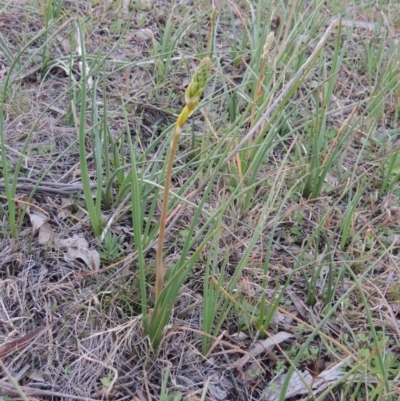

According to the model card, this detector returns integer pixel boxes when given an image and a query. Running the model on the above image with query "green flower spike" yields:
[184,57,212,116]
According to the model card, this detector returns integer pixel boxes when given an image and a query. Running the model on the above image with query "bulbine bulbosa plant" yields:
[142,57,212,349]
[155,57,212,298]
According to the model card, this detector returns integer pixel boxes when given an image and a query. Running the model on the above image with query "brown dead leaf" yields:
[54,234,100,270]
[28,205,49,232]
[136,28,153,42]
[38,222,54,245]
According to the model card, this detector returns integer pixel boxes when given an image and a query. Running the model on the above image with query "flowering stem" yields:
[155,57,211,299]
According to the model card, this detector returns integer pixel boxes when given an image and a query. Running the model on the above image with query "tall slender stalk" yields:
[155,57,212,299]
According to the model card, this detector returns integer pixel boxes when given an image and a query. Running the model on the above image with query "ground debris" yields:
[262,357,353,400]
